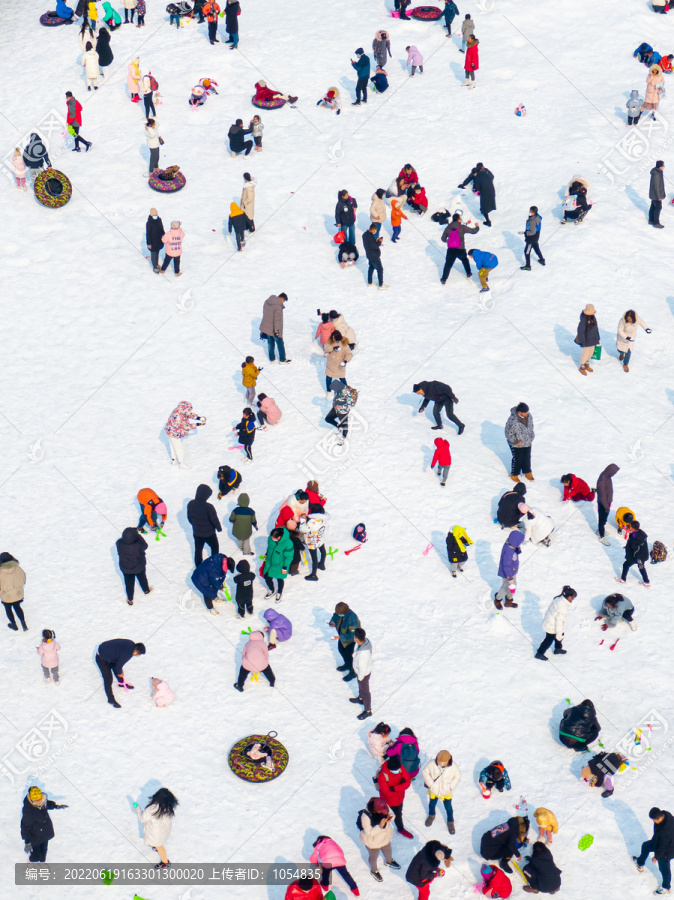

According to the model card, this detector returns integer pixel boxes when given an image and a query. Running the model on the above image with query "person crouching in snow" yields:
[478,760,511,799]
[463,35,479,88]
[523,508,555,547]
[480,816,529,874]
[152,678,175,707]
[468,248,498,292]
[228,202,252,251]
[446,526,472,577]
[407,185,428,215]
[338,241,359,267]
[581,752,626,798]
[317,87,341,113]
[406,841,453,900]
[560,474,595,502]
[478,864,512,898]
[406,45,423,76]
[431,437,451,485]
[191,553,235,616]
[310,836,360,895]
[535,585,576,660]
[522,842,562,895]
[533,808,558,845]
[257,393,282,429]
[263,607,292,649]
[597,592,637,631]
[371,66,389,93]
[497,482,530,529]
[494,530,524,609]
[234,630,275,691]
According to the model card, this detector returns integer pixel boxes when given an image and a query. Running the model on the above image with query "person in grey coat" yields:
[259,293,291,364]
[505,403,535,482]
[597,593,637,631]
[519,206,545,269]
[648,160,665,228]
[626,89,643,126]
[372,30,392,68]
[460,14,474,51]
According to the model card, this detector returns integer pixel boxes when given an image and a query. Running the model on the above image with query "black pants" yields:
[124,8,135,21]
[389,803,405,832]
[622,560,650,583]
[4,601,26,628]
[537,632,563,655]
[123,570,149,600]
[442,248,471,280]
[242,442,253,460]
[149,146,160,172]
[637,838,672,889]
[597,502,609,538]
[257,411,268,426]
[143,93,156,117]
[150,250,159,269]
[236,664,275,688]
[72,126,89,150]
[194,533,219,567]
[510,445,531,476]
[208,20,218,41]
[430,400,463,430]
[338,640,355,672]
[628,114,641,126]
[325,407,349,438]
[29,842,49,863]
[161,254,180,273]
[367,258,384,285]
[137,13,145,24]
[233,226,246,250]
[524,237,544,264]
[264,576,284,597]
[236,594,253,616]
[309,546,327,575]
[96,655,118,704]
[649,199,662,225]
[356,77,368,103]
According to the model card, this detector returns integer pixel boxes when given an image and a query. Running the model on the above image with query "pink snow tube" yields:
[251,96,286,109]
[410,6,443,19]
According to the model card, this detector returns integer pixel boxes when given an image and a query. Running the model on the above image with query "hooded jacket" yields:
[97,638,137,675]
[137,488,163,523]
[431,438,451,468]
[559,699,600,749]
[362,229,381,260]
[378,761,412,806]
[541,594,572,640]
[263,608,292,641]
[600,595,634,626]
[471,249,498,270]
[96,28,114,66]
[329,607,360,645]
[82,47,100,77]
[224,0,240,32]
[596,464,619,509]
[353,638,373,679]
[461,16,475,39]
[260,295,285,339]
[523,508,554,545]
[324,337,352,378]
[446,526,472,563]
[480,817,529,862]
[0,558,26,604]
[415,380,458,407]
[422,757,461,799]
[310,836,346,868]
[191,553,230,597]
[481,867,512,898]
[351,51,371,78]
[372,30,392,66]
[617,313,648,352]
[497,485,529,527]
[650,811,674,861]
[66,97,82,128]
[229,493,257,540]
[575,312,599,348]
[406,45,423,66]
[497,530,524,578]
[263,530,294,579]
[37,639,60,668]
[299,512,328,550]
[370,192,387,224]
[533,808,558,833]
[330,313,356,346]
[229,202,251,237]
[464,38,479,72]
[152,680,175,707]
[522,843,562,893]
[236,415,256,445]
[23,133,51,170]
[525,213,542,238]
[505,406,535,447]
[562,474,594,501]
[390,198,407,226]
[358,803,394,849]
[441,220,480,248]
[240,179,256,220]
[625,527,649,564]
[21,795,57,845]
[479,761,511,790]
[406,841,451,888]
[187,484,221,538]
[258,395,282,424]
[650,164,666,200]
[146,214,165,250]
[116,528,148,574]
[241,630,269,672]
[386,732,420,776]
[285,881,322,900]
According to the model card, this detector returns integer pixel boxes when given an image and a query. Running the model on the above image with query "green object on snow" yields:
[565,698,571,704]
[101,870,114,884]
[223,585,231,601]
[326,546,339,560]
[324,893,336,900]
[578,834,594,851]
[134,896,151,900]
[241,626,252,635]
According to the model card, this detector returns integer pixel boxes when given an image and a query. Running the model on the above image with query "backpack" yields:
[431,209,450,225]
[446,227,462,248]
[353,523,367,543]
[400,741,420,775]
[651,540,667,564]
[147,73,159,91]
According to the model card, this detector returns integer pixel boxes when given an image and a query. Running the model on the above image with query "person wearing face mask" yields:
[146,208,165,272]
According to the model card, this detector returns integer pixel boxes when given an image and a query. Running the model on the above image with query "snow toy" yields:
[344,545,361,556]
[578,834,594,851]
[410,6,443,19]
[515,104,527,116]
[101,869,114,884]
[228,731,289,782]
[189,86,206,108]
[39,12,69,25]
[511,859,528,883]
[34,169,72,208]
[252,96,286,110]
[148,166,186,193]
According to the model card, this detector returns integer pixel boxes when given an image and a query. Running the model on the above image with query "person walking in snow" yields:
[191,553,234,615]
[597,593,637,631]
[0,552,28,632]
[357,797,400,882]
[229,493,257,554]
[633,807,674,895]
[363,224,389,289]
[260,293,290,364]
[234,408,256,461]
[262,527,294,601]
[446,526,472,576]
[423,750,461,834]
[644,65,665,123]
[596,463,619,545]
[350,627,373,720]
[535,586,576,660]
[617,309,651,372]
[116,527,153,605]
[323,332,352,394]
[187,484,222,566]
[413,380,465,433]
[146,207,165,272]
[21,786,68,863]
[406,841,453,900]
[240,172,256,230]
[95,638,146,707]
[478,761,511,798]
[406,45,424,76]
[326,383,358,445]
[442,0,459,37]
[229,203,252,250]
[351,48,371,105]
[161,220,184,276]
[378,756,413,838]
[505,402,535,482]
[81,40,100,90]
[649,159,666,228]
[440,213,479,283]
[575,303,600,375]
[431,437,451,485]
[468,248,497,292]
[234,630,275,690]
[460,12,474,51]
[65,92,92,153]
[136,788,178,870]
[494,530,523,610]
[37,630,60,684]
[329,601,360,680]
[458,162,495,226]
[372,30,392,68]
[310,836,360,894]
[626,89,643,126]
[519,206,545,269]
[618,520,651,587]
[463,35,479,88]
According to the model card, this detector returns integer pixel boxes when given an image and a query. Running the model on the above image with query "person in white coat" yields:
[240,172,256,231]
[616,309,651,373]
[123,0,137,24]
[535,586,577,660]
[328,310,357,349]
[81,41,100,90]
[136,788,178,868]
[370,189,387,238]
[523,508,555,547]
[422,750,461,834]
[350,628,372,720]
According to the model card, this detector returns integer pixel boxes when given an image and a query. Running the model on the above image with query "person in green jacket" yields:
[102,1,122,28]
[229,493,257,555]
[329,601,361,681]
[262,528,293,602]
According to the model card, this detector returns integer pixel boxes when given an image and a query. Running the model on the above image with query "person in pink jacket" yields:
[11,148,27,191]
[152,678,175,707]
[315,313,335,346]
[163,400,206,467]
[37,629,60,684]
[234,631,275,691]
[310,836,360,895]
[405,45,424,76]
[256,393,282,429]
[161,220,184,276]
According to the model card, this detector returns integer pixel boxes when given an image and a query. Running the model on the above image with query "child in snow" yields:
[581,752,626,798]
[497,483,530,528]
[234,559,254,617]
[228,202,252,251]
[151,677,175,707]
[37,629,60,684]
[241,356,260,404]
[523,508,555,547]
[597,593,637,630]
[234,408,256,461]
[263,607,292,649]
[661,53,674,71]
[446,526,472,576]
[217,464,242,499]
[161,221,184,276]
[316,88,341,113]
[634,42,654,63]
[468,248,498,292]
[406,45,424,76]
[137,488,166,532]
[256,393,282,429]
[494,530,524,610]
[616,507,635,535]
[367,722,393,764]
[310,836,359,894]
[617,309,651,372]
[249,115,263,151]
[244,741,274,769]
[618,520,650,586]
[407,185,428,214]
[234,630,275,690]
[11,149,26,191]
[315,313,335,346]
[371,66,389,92]
[533,808,558,844]
[478,864,512,898]
[461,13,475,51]
[386,728,420,778]
[136,0,146,26]
[626,89,643,125]
[478,760,511,799]
[164,400,204,467]
[560,474,595,502]
[229,492,257,554]
[338,241,359,266]
[378,756,413,836]
[562,177,592,223]
[390,197,407,242]
[431,436,451,485]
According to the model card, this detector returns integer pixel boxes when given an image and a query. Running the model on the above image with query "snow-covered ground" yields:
[2,0,674,897]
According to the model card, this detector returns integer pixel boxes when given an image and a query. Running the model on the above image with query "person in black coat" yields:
[480,816,529,873]
[522,841,562,894]
[23,133,51,181]
[363,225,388,289]
[620,521,650,585]
[95,638,146,707]
[338,240,359,266]
[146,208,165,272]
[21,787,68,862]
[228,120,253,156]
[116,527,152,605]
[335,189,358,244]
[235,409,256,461]
[559,699,600,751]
[228,203,252,250]
[497,483,528,527]
[193,0,206,22]
[95,27,114,67]
[634,807,674,894]
[187,484,222,566]
[413,380,464,433]
[191,552,234,613]
[405,840,453,899]
[458,162,496,226]
[224,0,240,46]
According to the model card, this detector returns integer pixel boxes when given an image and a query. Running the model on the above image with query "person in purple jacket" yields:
[386,728,421,778]
[494,530,523,610]
[263,608,292,649]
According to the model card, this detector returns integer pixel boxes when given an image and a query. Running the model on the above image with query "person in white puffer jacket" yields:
[616,309,651,373]
[422,750,461,835]
[329,310,357,348]
[535,586,577,661]
[523,508,555,547]
[136,788,178,869]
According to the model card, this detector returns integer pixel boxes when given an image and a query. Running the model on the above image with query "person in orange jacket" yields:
[284,878,323,900]
[661,54,674,72]
[390,197,407,243]
[137,488,166,532]
[203,1,220,43]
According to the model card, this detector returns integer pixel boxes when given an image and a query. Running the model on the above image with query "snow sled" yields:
[40,12,70,25]
[166,1,193,15]
[34,170,72,208]
[251,96,286,110]
[149,166,187,193]
[228,732,289,783]
[410,5,443,19]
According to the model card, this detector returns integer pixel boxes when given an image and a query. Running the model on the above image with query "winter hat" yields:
[150,207,158,216]
[480,865,494,877]
[515,402,529,413]
[28,787,43,802]
[236,559,250,574]
[372,798,390,815]
[297,879,314,891]
[257,80,266,88]
[230,202,243,216]
[436,750,451,766]
[387,757,402,771]
[170,220,180,229]
[355,47,364,55]
[327,90,336,99]
[514,483,527,495]
[583,304,596,316]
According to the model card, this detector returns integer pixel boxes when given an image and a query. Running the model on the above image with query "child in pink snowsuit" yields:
[152,678,176,707]
[37,629,60,684]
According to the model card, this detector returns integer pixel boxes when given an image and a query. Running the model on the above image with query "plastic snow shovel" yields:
[155,527,167,542]
[511,860,528,884]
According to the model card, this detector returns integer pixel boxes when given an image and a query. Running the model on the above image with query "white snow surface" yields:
[2,0,674,898]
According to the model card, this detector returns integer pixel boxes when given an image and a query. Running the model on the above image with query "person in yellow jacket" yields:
[615,507,635,535]
[445,526,473,577]
[88,1,98,22]
[241,356,261,404]
[534,807,558,844]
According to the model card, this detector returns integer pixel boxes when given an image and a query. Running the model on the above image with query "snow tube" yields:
[34,170,72,208]
[228,732,289,783]
[251,96,286,110]
[410,6,443,19]
[148,168,187,193]
[40,12,69,25]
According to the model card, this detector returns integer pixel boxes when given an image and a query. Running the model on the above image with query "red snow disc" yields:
[410,6,443,19]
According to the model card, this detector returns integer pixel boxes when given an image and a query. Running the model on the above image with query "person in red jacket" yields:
[203,1,220,43]
[285,878,323,900]
[377,756,413,838]
[479,864,512,897]
[464,35,479,89]
[305,480,327,512]
[408,185,428,214]
[65,91,92,152]
[431,438,451,486]
[560,474,595,502]
[398,163,418,187]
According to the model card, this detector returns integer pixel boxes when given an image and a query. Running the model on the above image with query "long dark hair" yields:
[624,309,636,324]
[147,788,179,818]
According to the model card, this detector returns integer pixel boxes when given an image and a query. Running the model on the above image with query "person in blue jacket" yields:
[468,248,498,292]
[371,66,389,93]
[634,42,653,63]
[644,48,662,67]
[56,0,74,19]
[442,0,459,37]
[351,48,371,106]
[191,553,235,615]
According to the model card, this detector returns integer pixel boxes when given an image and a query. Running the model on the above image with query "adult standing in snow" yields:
[240,172,256,231]
[505,402,535,482]
[262,527,294,601]
[350,627,373,720]
[203,1,220,43]
[617,310,651,372]
[146,207,165,272]
[458,162,495,226]
[329,310,357,348]
[224,0,240,48]
[596,463,619,545]
[351,48,371,105]
[123,0,137,24]
[644,66,665,123]
[406,841,453,899]
[323,332,352,394]
[234,630,275,690]
[310,836,360,894]
[370,189,387,237]
[535,586,576,660]
[161,220,184,276]
[442,0,459,37]
[140,73,155,118]
[559,699,600,751]
[363,224,389,289]
[463,35,479,88]
[0,552,28,632]
[116,527,153,605]
[21,787,68,863]
[191,553,234,615]
[648,160,666,228]
[145,117,161,174]
[522,842,562,895]
[260,293,290,364]
[440,213,479,283]
[329,601,360,679]
[575,303,600,375]
[372,30,391,68]
[413,380,465,433]
[187,484,222,566]
[633,807,674,895]
[299,509,328,581]
[164,400,205,468]
[519,206,545,269]
[357,798,400,882]
[81,40,100,90]
[422,750,461,834]
[460,13,474,51]
[95,26,113,72]
[326,383,358,445]
[335,189,358,245]
[618,520,651,587]
[494,530,523,610]
[378,756,413,838]
[480,817,529,874]
[95,638,145,708]
[136,788,178,870]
